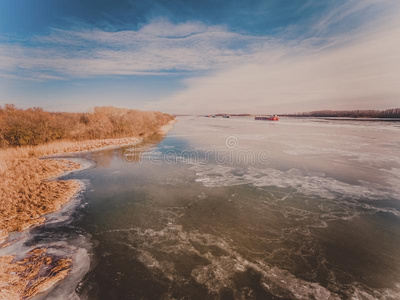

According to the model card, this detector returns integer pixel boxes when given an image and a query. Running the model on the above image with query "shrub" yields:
[0,105,174,148]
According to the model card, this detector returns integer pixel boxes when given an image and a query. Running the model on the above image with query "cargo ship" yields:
[255,115,279,121]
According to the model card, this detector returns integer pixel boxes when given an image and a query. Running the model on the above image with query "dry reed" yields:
[0,105,174,299]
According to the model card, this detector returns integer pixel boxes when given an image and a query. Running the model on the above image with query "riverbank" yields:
[0,119,175,299]
[0,136,145,243]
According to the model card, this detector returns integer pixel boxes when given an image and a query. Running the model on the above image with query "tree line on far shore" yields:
[282,108,400,118]
[0,105,174,147]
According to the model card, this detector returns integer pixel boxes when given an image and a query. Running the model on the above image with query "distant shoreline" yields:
[197,115,400,122]
[282,116,400,122]
[196,108,400,120]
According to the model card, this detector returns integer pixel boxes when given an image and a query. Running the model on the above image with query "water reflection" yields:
[83,133,167,168]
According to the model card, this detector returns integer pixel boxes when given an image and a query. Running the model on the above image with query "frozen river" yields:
[39,116,400,299]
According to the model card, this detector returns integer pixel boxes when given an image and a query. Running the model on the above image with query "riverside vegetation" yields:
[0,105,174,299]
[283,108,400,118]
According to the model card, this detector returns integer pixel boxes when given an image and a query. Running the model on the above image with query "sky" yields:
[0,0,399,114]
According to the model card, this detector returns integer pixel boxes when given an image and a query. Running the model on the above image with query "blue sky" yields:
[0,0,328,36]
[0,0,399,113]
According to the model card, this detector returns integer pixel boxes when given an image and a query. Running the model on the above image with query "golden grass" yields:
[0,136,142,160]
[0,158,82,241]
[0,105,174,147]
[0,105,174,299]
[0,248,72,300]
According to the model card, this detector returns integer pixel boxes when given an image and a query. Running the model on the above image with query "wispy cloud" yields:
[1,1,399,112]
[0,20,274,80]
[150,1,400,113]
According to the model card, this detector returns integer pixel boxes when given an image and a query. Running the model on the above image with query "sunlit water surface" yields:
[36,117,400,299]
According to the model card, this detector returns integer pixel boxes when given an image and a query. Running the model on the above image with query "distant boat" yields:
[255,115,279,121]
[223,115,230,118]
